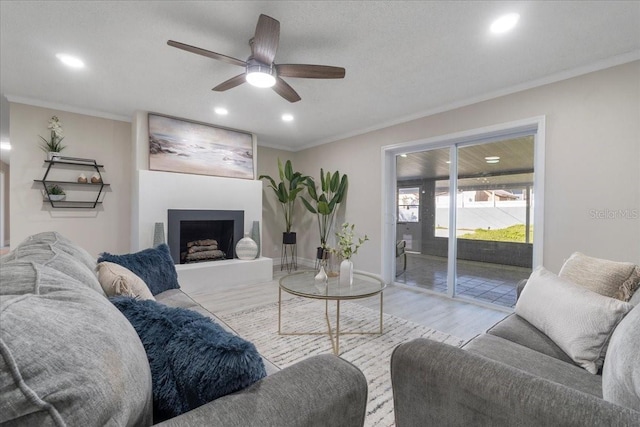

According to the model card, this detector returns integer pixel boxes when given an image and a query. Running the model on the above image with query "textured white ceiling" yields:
[1,1,639,152]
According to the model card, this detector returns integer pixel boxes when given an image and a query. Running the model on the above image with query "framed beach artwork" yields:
[148,113,255,179]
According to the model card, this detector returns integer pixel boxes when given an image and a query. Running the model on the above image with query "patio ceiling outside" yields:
[396,136,534,182]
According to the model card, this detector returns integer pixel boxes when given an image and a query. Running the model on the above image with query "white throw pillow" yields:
[96,261,155,300]
[516,266,633,374]
[559,252,640,301]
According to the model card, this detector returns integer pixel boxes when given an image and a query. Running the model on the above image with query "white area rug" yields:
[220,297,465,427]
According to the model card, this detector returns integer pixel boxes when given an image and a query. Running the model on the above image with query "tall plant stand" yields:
[281,243,297,273]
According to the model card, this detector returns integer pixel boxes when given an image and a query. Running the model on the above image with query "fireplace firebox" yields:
[168,209,244,264]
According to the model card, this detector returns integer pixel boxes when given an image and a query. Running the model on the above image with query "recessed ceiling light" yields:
[214,107,228,115]
[445,160,451,164]
[282,114,294,122]
[56,53,85,68]
[485,156,500,164]
[490,13,520,34]
[400,154,408,158]
[0,142,11,151]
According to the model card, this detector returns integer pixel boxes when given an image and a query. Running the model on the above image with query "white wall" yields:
[9,103,132,256]
[293,61,640,274]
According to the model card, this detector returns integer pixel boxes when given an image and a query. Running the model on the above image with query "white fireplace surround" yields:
[130,111,272,286]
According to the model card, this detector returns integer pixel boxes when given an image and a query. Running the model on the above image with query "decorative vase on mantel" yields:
[236,232,258,260]
[339,259,354,286]
[251,221,261,257]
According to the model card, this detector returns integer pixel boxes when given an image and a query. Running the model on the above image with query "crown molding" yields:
[297,51,640,151]
[4,95,131,122]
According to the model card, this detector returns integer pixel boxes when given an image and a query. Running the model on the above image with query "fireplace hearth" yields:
[168,209,244,264]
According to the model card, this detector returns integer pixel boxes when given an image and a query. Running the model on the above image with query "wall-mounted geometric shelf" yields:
[34,156,110,209]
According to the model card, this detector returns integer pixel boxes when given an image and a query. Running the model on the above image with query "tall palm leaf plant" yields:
[301,169,348,255]
[259,159,306,243]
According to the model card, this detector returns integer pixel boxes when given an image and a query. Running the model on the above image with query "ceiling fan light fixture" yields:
[246,62,276,88]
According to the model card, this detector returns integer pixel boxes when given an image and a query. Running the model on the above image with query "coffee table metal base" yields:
[278,287,384,355]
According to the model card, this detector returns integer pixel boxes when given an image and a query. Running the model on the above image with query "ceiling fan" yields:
[167,14,346,103]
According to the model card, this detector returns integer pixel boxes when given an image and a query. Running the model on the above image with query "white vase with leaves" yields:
[39,116,66,160]
[339,259,353,286]
[331,222,369,286]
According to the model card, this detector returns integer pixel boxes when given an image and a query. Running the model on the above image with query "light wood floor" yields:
[181,268,510,342]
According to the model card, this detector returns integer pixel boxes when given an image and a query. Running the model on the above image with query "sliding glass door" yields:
[454,137,534,307]
[395,147,450,295]
[392,125,540,309]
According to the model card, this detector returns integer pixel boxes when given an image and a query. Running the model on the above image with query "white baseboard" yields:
[272,256,316,269]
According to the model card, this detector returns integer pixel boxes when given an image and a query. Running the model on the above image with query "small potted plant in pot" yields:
[259,159,307,245]
[39,116,66,160]
[46,184,66,201]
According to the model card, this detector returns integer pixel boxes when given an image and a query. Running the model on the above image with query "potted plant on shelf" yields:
[258,158,307,245]
[301,169,348,262]
[46,184,66,201]
[331,222,369,286]
[39,116,66,160]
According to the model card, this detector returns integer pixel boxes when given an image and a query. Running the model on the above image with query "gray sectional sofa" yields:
[391,270,640,426]
[0,232,368,426]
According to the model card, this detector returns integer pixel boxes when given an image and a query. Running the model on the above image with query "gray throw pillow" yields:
[14,231,97,273]
[0,260,153,426]
[602,305,640,411]
[516,267,633,374]
[4,244,104,296]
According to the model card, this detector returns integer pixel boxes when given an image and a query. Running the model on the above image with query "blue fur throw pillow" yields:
[98,244,179,295]
[110,296,267,422]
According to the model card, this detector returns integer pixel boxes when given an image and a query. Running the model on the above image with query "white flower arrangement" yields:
[39,116,66,153]
[331,222,369,260]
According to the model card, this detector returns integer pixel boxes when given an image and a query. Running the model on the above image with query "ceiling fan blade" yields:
[212,74,247,92]
[252,14,280,64]
[276,64,346,79]
[273,77,301,103]
[167,40,246,68]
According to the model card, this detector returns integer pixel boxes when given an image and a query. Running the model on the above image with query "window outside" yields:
[398,187,419,223]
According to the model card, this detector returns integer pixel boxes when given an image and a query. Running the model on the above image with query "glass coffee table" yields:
[279,270,387,355]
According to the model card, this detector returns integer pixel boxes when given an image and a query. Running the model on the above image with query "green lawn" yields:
[459,224,532,243]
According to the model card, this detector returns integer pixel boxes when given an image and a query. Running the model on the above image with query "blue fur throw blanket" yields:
[110,296,267,422]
